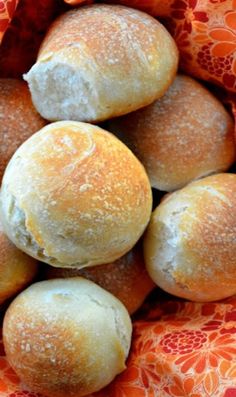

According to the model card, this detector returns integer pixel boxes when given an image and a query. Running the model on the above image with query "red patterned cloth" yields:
[0,296,236,397]
[0,0,18,42]
[0,0,67,77]
[164,0,236,94]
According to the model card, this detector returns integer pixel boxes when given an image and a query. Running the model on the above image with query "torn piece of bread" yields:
[24,4,178,123]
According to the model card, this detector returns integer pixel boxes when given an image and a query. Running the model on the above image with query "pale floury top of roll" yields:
[0,121,152,268]
[144,173,236,302]
[24,4,178,123]
[3,277,132,397]
[109,75,235,192]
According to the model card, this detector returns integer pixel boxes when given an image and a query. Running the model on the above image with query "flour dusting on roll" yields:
[109,75,235,192]
[3,277,132,397]
[45,242,155,314]
[0,79,46,182]
[24,4,178,123]
[0,121,152,268]
[144,173,236,301]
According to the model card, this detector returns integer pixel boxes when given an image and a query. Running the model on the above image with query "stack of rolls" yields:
[0,3,235,397]
[0,78,43,306]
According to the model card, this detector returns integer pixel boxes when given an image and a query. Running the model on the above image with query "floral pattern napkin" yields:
[0,0,67,77]
[91,296,236,397]
[0,0,18,43]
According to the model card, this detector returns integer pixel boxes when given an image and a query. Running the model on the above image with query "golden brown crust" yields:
[144,173,236,301]
[45,242,155,314]
[0,220,38,305]
[3,278,132,397]
[0,79,46,182]
[0,121,152,268]
[25,4,178,122]
[109,75,235,192]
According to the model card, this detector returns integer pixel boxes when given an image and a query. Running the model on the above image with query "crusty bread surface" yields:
[0,78,46,182]
[3,277,132,397]
[0,121,152,268]
[0,218,38,305]
[45,241,155,314]
[144,173,236,301]
[108,75,235,192]
[24,4,178,123]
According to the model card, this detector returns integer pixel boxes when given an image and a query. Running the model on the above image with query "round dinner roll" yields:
[108,75,235,192]
[45,242,155,314]
[24,4,178,123]
[0,79,46,182]
[0,218,38,306]
[144,173,236,302]
[3,278,132,397]
[0,121,152,268]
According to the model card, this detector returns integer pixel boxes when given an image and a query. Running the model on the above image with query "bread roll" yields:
[144,173,236,302]
[109,75,235,192]
[0,79,46,182]
[0,218,38,306]
[45,242,155,314]
[3,278,132,397]
[24,4,178,123]
[0,121,152,268]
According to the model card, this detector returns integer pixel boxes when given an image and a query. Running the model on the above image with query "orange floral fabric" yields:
[162,0,236,94]
[0,0,68,77]
[0,0,18,43]
[89,296,236,397]
[0,296,236,397]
